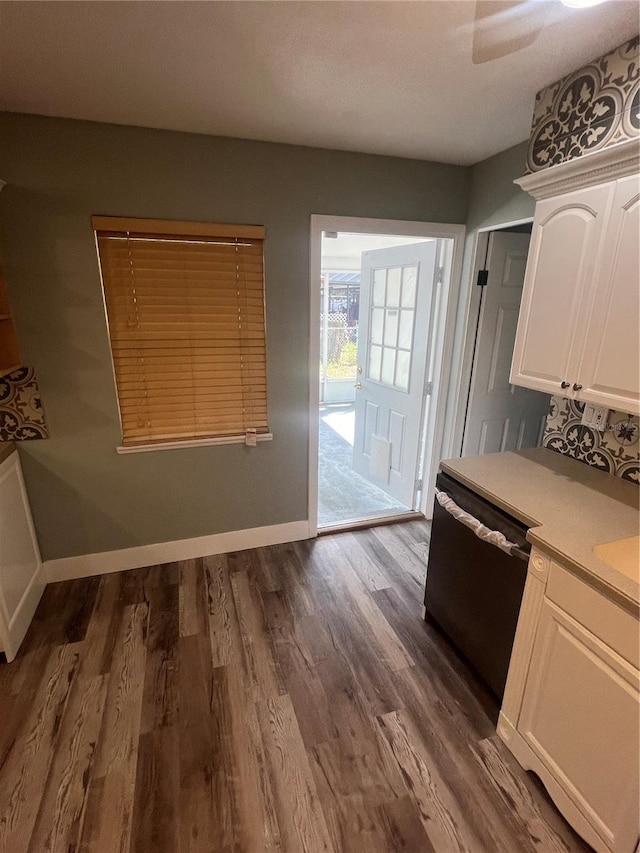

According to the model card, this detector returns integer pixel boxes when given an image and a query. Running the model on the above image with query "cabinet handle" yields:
[573,383,583,391]
[560,381,570,389]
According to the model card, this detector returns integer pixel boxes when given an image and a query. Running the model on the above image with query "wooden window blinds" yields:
[93,216,268,447]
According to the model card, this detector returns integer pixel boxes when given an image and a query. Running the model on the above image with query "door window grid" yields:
[368,264,417,392]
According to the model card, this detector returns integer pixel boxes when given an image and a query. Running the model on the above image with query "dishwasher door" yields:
[424,472,529,700]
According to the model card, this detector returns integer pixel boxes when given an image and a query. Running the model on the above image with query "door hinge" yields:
[436,266,444,285]
[414,478,423,492]
[476,269,489,287]
[425,380,433,396]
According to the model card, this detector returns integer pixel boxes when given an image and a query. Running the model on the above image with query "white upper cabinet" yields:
[510,183,612,396]
[510,143,640,416]
[575,175,640,413]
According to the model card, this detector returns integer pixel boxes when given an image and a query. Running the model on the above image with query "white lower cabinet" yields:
[498,551,640,853]
[0,450,45,662]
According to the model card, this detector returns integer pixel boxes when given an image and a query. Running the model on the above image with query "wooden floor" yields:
[0,521,592,853]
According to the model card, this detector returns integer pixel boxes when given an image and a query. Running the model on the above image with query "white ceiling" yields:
[0,1,637,165]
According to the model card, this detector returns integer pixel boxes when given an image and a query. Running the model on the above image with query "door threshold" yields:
[318,510,424,536]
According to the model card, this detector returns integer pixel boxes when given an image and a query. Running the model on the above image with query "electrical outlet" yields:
[581,404,610,431]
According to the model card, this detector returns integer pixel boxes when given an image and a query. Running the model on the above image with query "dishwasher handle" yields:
[435,489,529,560]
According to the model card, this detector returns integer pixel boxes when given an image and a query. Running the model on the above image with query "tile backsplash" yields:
[526,35,639,174]
[0,366,48,441]
[543,396,639,485]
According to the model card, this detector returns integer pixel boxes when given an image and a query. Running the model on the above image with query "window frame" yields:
[92,216,272,453]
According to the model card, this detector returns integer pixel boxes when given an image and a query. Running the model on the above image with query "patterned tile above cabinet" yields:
[0,366,48,441]
[527,36,639,173]
[543,396,639,484]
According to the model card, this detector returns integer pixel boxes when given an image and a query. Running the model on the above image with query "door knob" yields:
[573,383,583,391]
[357,366,363,374]
[354,382,363,390]
[560,381,570,389]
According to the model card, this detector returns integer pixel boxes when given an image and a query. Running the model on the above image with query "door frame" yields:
[308,215,466,537]
[447,216,534,459]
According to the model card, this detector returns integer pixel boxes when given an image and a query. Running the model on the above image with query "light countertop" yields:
[440,447,640,607]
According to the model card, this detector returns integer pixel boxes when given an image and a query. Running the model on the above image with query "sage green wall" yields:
[465,140,534,231]
[442,139,533,456]
[0,113,470,561]
[461,139,534,323]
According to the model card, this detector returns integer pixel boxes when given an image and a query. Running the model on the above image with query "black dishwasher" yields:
[424,471,529,700]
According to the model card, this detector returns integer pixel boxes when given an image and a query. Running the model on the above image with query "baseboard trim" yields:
[44,520,312,583]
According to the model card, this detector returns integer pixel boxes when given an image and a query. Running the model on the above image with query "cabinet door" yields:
[518,598,640,853]
[510,183,612,397]
[0,453,45,661]
[575,175,640,415]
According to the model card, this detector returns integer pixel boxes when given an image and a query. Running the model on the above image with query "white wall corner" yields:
[44,519,312,583]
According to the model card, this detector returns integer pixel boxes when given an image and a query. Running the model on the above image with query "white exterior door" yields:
[353,241,438,507]
[463,232,550,456]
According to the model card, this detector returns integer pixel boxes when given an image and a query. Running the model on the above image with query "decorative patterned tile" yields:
[542,395,639,485]
[531,80,563,130]
[527,36,639,173]
[0,366,48,441]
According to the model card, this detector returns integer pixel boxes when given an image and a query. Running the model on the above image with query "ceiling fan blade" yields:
[472,0,551,65]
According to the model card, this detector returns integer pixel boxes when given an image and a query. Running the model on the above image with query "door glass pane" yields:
[367,258,422,391]
[395,350,411,391]
[387,268,401,307]
[371,308,384,345]
[369,344,382,381]
[381,347,396,385]
[398,310,414,349]
[401,266,417,308]
[384,309,399,347]
[373,270,386,306]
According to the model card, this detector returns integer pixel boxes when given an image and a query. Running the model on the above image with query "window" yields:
[93,216,268,449]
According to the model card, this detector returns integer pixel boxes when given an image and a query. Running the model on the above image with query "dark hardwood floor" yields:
[0,521,591,852]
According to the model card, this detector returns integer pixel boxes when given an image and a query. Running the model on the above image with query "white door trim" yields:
[447,217,534,459]
[309,215,466,535]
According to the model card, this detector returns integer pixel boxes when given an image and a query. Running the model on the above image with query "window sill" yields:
[116,433,273,454]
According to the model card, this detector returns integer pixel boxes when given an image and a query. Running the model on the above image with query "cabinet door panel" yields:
[519,598,640,852]
[510,184,612,396]
[0,454,44,661]
[0,458,39,621]
[576,175,640,414]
